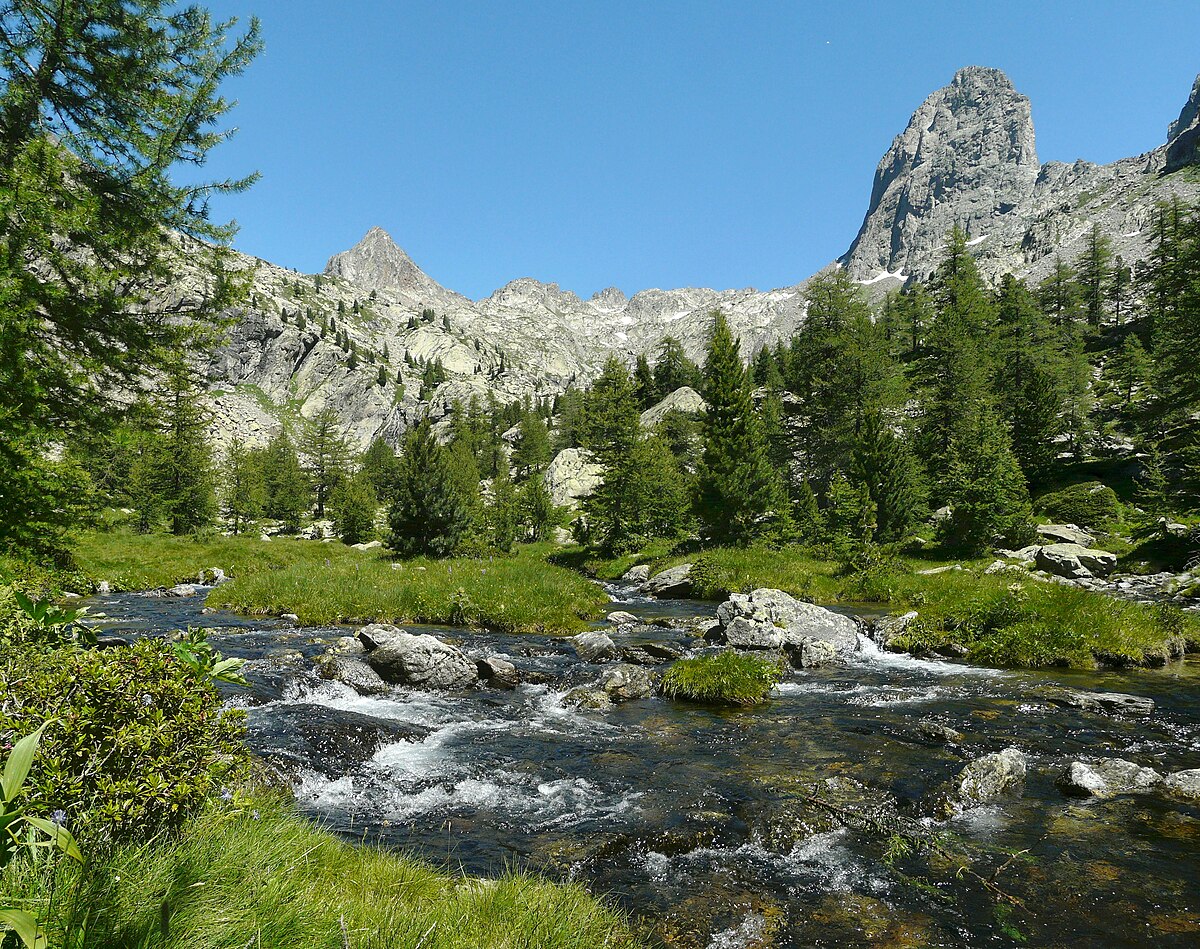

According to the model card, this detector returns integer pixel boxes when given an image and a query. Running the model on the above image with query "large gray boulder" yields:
[571,630,617,663]
[639,386,706,429]
[932,747,1028,818]
[1163,769,1200,801]
[599,664,655,702]
[357,624,478,690]
[715,589,859,667]
[1057,758,1162,799]
[642,563,694,598]
[1036,523,1094,547]
[544,448,604,510]
[1035,543,1117,579]
[316,654,390,696]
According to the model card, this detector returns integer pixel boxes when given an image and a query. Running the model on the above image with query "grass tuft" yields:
[659,651,783,706]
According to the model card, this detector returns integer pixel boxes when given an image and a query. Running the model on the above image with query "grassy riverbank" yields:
[1,795,640,949]
[205,542,608,632]
[568,542,1200,669]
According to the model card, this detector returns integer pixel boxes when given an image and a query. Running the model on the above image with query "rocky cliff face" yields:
[202,66,1200,451]
[843,67,1200,292]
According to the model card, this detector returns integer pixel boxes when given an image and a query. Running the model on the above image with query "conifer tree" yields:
[1077,223,1114,328]
[487,465,519,552]
[1106,334,1151,407]
[652,337,703,394]
[939,409,1034,554]
[853,411,924,543]
[388,419,472,557]
[580,357,641,466]
[359,437,401,504]
[510,412,553,479]
[518,473,557,542]
[221,437,265,536]
[585,435,690,552]
[157,369,217,535]
[696,313,790,544]
[1038,256,1084,326]
[633,354,657,408]
[822,471,875,554]
[301,408,351,519]
[331,470,378,545]
[262,429,310,532]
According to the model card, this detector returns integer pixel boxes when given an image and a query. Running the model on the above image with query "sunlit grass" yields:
[659,651,783,706]
[1,797,641,949]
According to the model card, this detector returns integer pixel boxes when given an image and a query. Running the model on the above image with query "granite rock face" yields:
[844,66,1039,281]
[1166,74,1200,173]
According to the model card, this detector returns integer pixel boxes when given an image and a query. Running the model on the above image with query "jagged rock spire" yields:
[324,226,449,298]
[1166,74,1200,173]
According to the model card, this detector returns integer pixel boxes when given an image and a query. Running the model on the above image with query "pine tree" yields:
[221,437,265,535]
[262,429,310,532]
[939,409,1034,554]
[331,470,378,545]
[1106,334,1151,407]
[696,313,790,544]
[510,412,553,479]
[359,437,401,505]
[1038,256,1084,326]
[1077,224,1114,328]
[652,336,703,394]
[301,408,351,519]
[853,411,924,543]
[487,465,519,552]
[388,419,472,557]
[585,435,690,552]
[518,473,557,542]
[633,354,657,408]
[158,369,217,535]
[580,357,641,466]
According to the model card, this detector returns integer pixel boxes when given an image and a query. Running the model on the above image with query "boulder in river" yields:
[571,630,617,663]
[1046,689,1155,717]
[599,664,656,701]
[714,589,858,666]
[316,654,391,696]
[607,610,639,625]
[621,564,650,584]
[642,563,694,598]
[1057,758,1162,798]
[931,747,1027,817]
[1162,769,1200,801]
[357,624,478,690]
[477,656,520,690]
[872,611,918,649]
[1035,543,1117,579]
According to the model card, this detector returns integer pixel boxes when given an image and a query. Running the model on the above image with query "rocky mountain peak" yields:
[323,226,448,299]
[841,65,1039,280]
[590,286,628,308]
[1166,73,1200,172]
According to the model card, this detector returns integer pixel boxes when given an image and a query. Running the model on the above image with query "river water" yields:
[91,587,1200,948]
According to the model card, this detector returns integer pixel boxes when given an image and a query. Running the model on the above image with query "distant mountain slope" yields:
[202,67,1200,450]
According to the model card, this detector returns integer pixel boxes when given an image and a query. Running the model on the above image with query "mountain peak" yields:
[841,65,1038,278]
[1166,73,1200,172]
[324,227,447,298]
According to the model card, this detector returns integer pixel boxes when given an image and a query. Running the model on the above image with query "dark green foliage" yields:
[939,410,1035,554]
[517,474,558,542]
[822,471,876,553]
[1105,334,1151,406]
[418,358,448,399]
[0,2,261,549]
[510,413,552,479]
[652,336,702,395]
[1077,223,1114,327]
[696,313,790,545]
[359,437,401,505]
[261,430,311,532]
[853,411,924,542]
[0,639,246,839]
[301,408,351,519]
[585,435,690,553]
[220,437,265,536]
[1038,256,1084,326]
[486,466,519,552]
[580,357,640,466]
[1034,482,1120,529]
[633,354,657,408]
[387,420,472,557]
[331,470,378,545]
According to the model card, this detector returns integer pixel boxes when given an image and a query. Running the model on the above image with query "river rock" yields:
[198,567,228,584]
[932,747,1027,817]
[872,611,918,649]
[622,565,651,584]
[1037,524,1094,547]
[1162,769,1200,801]
[357,625,478,690]
[1047,689,1155,716]
[477,656,520,690]
[317,654,390,696]
[163,583,198,597]
[1035,543,1117,579]
[599,664,655,701]
[280,613,300,623]
[607,610,639,625]
[564,686,612,711]
[571,630,617,663]
[715,589,859,666]
[642,564,694,598]
[916,720,965,744]
[1057,758,1162,798]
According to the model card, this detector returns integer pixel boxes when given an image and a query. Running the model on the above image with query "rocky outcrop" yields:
[1057,758,1162,799]
[570,631,617,663]
[713,589,859,667]
[931,747,1027,817]
[642,564,694,598]
[843,67,1039,281]
[1036,524,1094,547]
[1166,74,1200,173]
[357,624,478,690]
[639,386,706,429]
[544,448,604,509]
[1035,543,1117,579]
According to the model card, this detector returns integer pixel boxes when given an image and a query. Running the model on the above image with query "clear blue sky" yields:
[198,0,1200,300]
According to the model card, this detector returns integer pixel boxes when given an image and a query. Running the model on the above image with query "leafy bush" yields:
[659,651,783,706]
[1034,481,1120,529]
[0,640,246,840]
[687,555,731,599]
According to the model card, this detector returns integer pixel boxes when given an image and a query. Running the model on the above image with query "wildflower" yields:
[140,693,154,707]
[251,809,261,821]
[220,788,233,802]
[50,809,67,827]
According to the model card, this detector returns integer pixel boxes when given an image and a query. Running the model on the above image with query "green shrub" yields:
[659,651,783,706]
[1035,481,1120,528]
[687,555,731,599]
[0,640,246,840]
